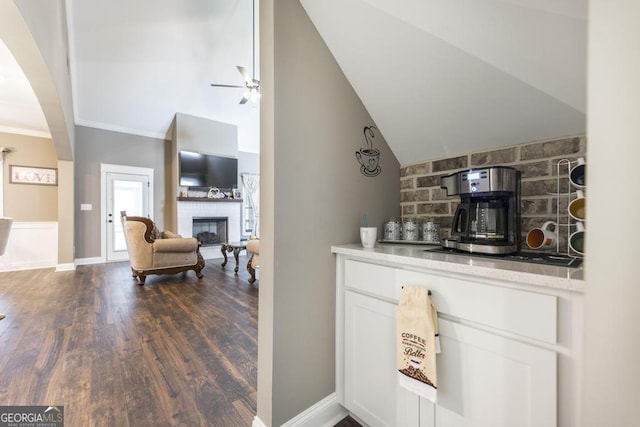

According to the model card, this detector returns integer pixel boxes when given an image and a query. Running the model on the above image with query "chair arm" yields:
[153,237,199,253]
[161,230,182,239]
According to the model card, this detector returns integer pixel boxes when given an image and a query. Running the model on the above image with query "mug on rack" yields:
[569,222,585,255]
[569,157,586,188]
[568,190,586,221]
[526,221,563,250]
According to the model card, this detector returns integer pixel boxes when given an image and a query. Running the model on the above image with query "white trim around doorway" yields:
[100,163,154,263]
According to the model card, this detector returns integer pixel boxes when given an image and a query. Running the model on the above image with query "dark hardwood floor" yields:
[334,415,362,427]
[0,255,258,426]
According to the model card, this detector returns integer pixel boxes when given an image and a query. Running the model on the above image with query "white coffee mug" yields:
[527,221,562,250]
[360,227,378,249]
[568,190,586,221]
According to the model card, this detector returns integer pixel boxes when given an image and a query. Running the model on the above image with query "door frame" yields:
[100,163,154,262]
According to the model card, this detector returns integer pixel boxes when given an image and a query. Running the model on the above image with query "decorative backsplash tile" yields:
[400,135,587,251]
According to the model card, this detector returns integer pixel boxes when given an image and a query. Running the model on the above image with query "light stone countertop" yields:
[332,243,584,292]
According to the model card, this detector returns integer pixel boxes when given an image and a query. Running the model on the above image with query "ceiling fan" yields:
[210,0,260,104]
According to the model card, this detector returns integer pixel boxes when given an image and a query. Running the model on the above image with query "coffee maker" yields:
[440,166,520,254]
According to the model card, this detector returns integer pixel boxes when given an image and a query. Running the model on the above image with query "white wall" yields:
[582,1,640,424]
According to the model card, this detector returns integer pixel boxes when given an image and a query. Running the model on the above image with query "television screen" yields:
[179,151,238,188]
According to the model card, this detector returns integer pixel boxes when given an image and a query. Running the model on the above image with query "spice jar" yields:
[422,220,441,243]
[383,217,401,241]
[402,218,418,241]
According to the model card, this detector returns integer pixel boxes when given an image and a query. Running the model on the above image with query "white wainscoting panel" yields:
[0,222,58,271]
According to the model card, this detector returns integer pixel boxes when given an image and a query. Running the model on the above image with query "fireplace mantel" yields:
[177,197,243,203]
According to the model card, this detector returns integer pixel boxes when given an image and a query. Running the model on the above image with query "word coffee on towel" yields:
[397,285,440,403]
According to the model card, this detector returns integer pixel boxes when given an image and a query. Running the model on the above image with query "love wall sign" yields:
[10,165,58,186]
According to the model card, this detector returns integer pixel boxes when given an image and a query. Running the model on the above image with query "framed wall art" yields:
[10,165,58,186]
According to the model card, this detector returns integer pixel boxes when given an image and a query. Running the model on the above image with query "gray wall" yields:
[164,113,259,231]
[258,0,400,425]
[175,112,239,159]
[76,119,259,259]
[74,125,166,259]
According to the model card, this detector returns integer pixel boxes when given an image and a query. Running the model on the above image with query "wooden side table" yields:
[220,241,247,274]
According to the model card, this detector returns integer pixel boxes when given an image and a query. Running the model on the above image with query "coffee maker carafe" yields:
[440,166,520,254]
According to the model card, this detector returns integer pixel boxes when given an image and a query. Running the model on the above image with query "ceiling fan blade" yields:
[210,83,245,88]
[236,66,254,86]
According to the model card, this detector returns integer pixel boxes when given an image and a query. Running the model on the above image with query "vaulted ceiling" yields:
[68,0,260,152]
[300,0,587,164]
[0,38,49,138]
[0,0,260,153]
[0,0,586,164]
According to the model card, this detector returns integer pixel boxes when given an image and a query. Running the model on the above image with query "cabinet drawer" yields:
[344,259,557,343]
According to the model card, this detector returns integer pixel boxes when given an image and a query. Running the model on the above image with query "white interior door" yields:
[102,165,153,262]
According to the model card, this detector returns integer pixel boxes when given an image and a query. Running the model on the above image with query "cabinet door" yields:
[430,319,557,427]
[419,398,436,427]
[344,290,419,427]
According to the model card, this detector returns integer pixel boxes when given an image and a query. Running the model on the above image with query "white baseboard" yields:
[252,416,267,427]
[74,256,104,266]
[55,263,76,272]
[281,393,347,427]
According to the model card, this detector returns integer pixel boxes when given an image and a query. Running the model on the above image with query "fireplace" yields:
[177,200,241,259]
[192,217,228,246]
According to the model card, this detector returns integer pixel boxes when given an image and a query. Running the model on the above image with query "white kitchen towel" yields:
[397,285,440,403]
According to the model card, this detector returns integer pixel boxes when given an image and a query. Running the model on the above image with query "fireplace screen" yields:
[192,217,228,246]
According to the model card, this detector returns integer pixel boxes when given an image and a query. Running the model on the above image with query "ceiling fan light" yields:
[210,0,260,106]
[249,88,260,103]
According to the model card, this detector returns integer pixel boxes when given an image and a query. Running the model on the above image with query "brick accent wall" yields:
[400,135,587,251]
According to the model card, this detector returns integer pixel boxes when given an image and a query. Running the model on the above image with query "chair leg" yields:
[138,274,146,286]
[247,256,257,284]
[195,251,205,279]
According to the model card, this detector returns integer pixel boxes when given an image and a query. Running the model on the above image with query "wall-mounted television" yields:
[179,150,238,188]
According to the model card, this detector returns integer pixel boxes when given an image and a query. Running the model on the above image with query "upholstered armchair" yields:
[120,212,205,285]
[246,238,259,284]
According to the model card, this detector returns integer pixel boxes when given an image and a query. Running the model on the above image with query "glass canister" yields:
[383,217,401,241]
[402,218,418,241]
[422,220,441,243]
